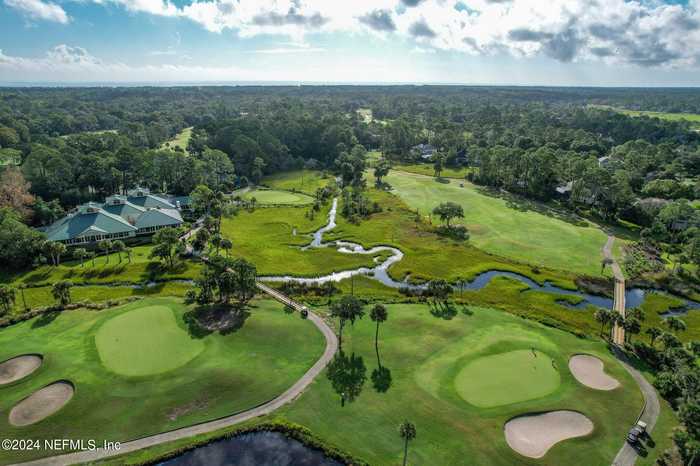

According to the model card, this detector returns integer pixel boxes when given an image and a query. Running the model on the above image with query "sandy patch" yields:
[0,355,42,385]
[569,354,620,390]
[504,410,594,458]
[9,381,74,426]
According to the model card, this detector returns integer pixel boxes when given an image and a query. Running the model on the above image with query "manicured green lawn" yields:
[384,170,608,276]
[243,188,314,205]
[262,170,332,195]
[454,349,560,408]
[0,297,324,463]
[95,304,205,376]
[278,304,642,466]
[220,203,384,277]
[161,127,193,151]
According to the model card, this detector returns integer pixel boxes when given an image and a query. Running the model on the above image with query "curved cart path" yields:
[14,285,338,466]
[605,235,661,466]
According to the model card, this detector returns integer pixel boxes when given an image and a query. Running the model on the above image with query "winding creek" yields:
[260,198,700,316]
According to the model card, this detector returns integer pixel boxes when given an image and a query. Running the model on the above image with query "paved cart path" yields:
[14,283,338,466]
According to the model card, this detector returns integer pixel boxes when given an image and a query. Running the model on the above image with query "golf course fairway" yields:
[384,170,608,276]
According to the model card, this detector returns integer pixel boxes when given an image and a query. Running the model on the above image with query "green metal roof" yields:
[134,208,183,229]
[128,194,175,209]
[44,209,137,242]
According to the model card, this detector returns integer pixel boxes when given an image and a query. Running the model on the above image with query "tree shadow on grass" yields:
[23,270,52,284]
[327,350,367,407]
[143,261,188,281]
[429,301,457,320]
[32,311,60,328]
[183,304,251,339]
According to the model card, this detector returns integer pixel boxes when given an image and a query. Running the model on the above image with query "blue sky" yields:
[1,0,700,85]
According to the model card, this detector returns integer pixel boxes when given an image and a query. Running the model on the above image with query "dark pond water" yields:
[158,431,343,466]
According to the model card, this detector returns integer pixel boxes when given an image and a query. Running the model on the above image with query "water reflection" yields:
[158,431,343,466]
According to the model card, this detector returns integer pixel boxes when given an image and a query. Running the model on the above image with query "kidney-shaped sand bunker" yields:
[568,354,620,390]
[504,410,594,458]
[9,381,75,426]
[0,354,43,385]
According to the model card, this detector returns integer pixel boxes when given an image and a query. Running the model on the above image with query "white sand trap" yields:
[569,354,620,390]
[505,410,594,458]
[9,381,74,426]
[0,355,42,385]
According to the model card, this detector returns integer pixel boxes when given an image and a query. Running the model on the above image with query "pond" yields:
[158,431,343,466]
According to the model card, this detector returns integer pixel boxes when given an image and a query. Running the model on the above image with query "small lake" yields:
[158,431,343,466]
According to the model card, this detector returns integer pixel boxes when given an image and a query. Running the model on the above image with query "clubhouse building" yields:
[42,188,189,246]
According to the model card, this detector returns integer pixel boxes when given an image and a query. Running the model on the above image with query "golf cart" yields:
[626,421,647,444]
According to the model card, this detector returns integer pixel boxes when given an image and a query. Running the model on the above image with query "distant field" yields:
[161,127,193,151]
[384,170,608,276]
[262,170,331,195]
[591,105,700,129]
[394,163,472,179]
[242,188,314,206]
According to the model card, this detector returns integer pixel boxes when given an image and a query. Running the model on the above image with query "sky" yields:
[1,0,700,85]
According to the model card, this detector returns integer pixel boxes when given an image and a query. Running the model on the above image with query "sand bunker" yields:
[504,410,593,458]
[9,381,74,426]
[0,354,43,385]
[569,354,620,390]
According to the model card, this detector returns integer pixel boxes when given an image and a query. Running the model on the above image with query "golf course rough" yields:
[454,349,561,408]
[0,354,42,385]
[95,305,205,376]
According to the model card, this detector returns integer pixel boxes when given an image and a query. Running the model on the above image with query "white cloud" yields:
[4,0,70,23]
[7,1,700,68]
[0,45,251,81]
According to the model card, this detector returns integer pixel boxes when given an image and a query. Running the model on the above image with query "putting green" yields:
[454,349,560,408]
[95,305,204,376]
[244,189,314,205]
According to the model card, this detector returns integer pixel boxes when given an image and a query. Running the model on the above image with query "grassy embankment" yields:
[0,297,324,464]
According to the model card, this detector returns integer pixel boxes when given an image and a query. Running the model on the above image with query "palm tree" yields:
[0,285,16,315]
[210,233,223,256]
[370,304,388,352]
[17,283,28,311]
[73,248,87,267]
[220,238,233,257]
[329,295,365,349]
[594,309,612,337]
[112,240,126,263]
[51,281,72,307]
[399,421,416,466]
[98,240,113,264]
[665,316,687,334]
[646,326,663,346]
